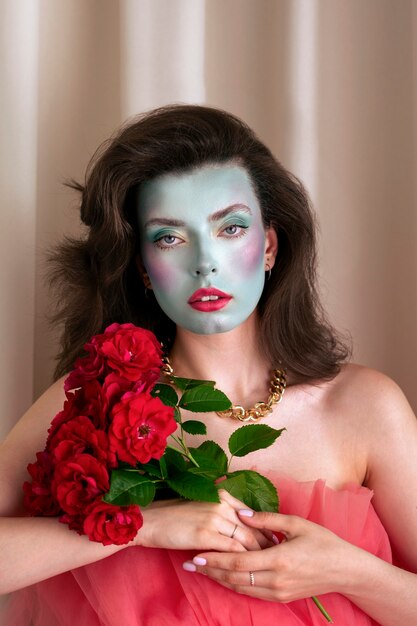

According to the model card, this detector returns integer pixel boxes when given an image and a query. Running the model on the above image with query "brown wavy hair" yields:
[48,104,350,381]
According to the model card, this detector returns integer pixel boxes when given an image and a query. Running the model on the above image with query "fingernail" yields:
[238,509,254,517]
[272,534,280,544]
[183,562,197,572]
[193,556,207,565]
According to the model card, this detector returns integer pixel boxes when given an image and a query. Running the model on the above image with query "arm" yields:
[185,371,417,626]
[0,381,272,594]
[0,378,127,593]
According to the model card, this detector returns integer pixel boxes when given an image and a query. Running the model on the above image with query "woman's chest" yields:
[178,387,367,490]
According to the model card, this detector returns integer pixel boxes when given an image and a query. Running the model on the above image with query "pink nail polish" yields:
[183,562,197,572]
[272,534,280,544]
[193,556,207,566]
[238,509,254,517]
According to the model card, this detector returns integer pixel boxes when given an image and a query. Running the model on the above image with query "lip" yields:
[188,288,232,312]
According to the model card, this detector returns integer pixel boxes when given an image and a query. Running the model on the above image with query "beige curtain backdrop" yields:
[1,0,416,440]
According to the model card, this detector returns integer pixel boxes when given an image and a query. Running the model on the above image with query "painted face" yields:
[137,164,268,335]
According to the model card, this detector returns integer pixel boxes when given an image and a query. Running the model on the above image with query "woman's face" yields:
[137,164,276,335]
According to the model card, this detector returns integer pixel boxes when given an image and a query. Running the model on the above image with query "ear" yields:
[135,255,153,290]
[264,227,278,270]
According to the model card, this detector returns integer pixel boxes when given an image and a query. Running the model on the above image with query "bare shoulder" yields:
[1,375,68,449]
[0,376,67,515]
[324,362,414,425]
[315,362,417,469]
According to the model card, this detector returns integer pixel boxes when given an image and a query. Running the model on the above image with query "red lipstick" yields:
[188,288,232,312]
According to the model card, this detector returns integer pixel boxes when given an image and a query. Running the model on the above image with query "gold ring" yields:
[230,524,238,539]
[249,571,255,586]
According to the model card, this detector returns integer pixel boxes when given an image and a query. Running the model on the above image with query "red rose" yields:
[59,512,84,534]
[23,452,60,516]
[64,350,106,391]
[47,391,84,444]
[48,382,111,442]
[97,323,163,387]
[52,454,110,515]
[74,380,111,429]
[109,391,176,465]
[83,501,143,545]
[48,416,116,468]
[102,372,137,410]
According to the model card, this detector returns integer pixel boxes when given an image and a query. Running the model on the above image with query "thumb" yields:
[237,509,301,538]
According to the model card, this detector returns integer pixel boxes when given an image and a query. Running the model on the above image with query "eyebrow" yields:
[144,217,186,228]
[209,204,252,222]
[144,204,252,229]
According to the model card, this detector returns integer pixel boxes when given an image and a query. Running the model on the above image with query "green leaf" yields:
[171,376,215,391]
[163,446,188,473]
[153,483,179,501]
[104,470,156,507]
[220,470,279,512]
[136,459,162,478]
[166,472,220,502]
[182,420,207,435]
[179,385,232,413]
[187,443,228,480]
[174,407,182,423]
[151,383,179,407]
[228,424,285,457]
[188,441,228,476]
[159,456,167,480]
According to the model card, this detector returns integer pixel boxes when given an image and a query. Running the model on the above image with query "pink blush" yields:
[149,264,175,290]
[240,232,265,274]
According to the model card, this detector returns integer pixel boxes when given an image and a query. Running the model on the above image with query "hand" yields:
[183,509,357,602]
[136,490,276,553]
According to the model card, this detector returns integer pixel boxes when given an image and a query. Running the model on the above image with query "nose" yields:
[193,260,217,276]
[194,264,217,276]
[192,245,218,277]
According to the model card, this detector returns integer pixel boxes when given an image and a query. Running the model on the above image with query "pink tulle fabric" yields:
[3,473,392,626]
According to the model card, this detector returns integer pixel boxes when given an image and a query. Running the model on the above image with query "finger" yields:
[217,493,276,548]
[194,564,274,590]
[218,488,247,509]
[190,545,278,571]
[221,520,275,551]
[238,510,303,538]
[205,533,248,553]
[224,523,263,551]
[182,562,278,602]
[251,528,277,549]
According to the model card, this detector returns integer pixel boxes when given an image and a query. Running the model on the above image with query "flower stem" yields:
[171,434,187,451]
[165,444,200,468]
[312,596,333,623]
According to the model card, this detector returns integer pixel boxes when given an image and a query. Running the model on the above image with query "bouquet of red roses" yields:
[23,322,285,546]
[23,323,176,544]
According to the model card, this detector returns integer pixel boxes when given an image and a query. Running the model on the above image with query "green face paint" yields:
[137,164,267,335]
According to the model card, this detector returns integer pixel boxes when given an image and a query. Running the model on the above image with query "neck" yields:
[169,312,272,404]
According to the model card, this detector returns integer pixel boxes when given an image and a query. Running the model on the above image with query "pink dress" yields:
[3,473,392,625]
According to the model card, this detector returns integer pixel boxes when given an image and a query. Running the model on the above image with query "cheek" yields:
[143,249,177,291]
[240,230,265,274]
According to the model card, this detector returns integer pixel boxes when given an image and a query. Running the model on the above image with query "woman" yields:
[1,105,416,625]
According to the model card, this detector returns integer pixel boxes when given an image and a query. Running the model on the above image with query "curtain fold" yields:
[1,0,416,439]
[0,0,39,436]
[120,0,206,116]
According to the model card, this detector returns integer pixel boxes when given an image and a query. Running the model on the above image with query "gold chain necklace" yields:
[161,356,287,423]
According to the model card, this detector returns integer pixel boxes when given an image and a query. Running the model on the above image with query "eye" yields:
[220,224,248,238]
[154,234,184,249]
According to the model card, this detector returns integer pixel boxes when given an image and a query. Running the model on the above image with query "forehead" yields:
[137,164,260,221]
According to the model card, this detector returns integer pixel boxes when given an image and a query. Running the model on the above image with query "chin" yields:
[184,315,253,336]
